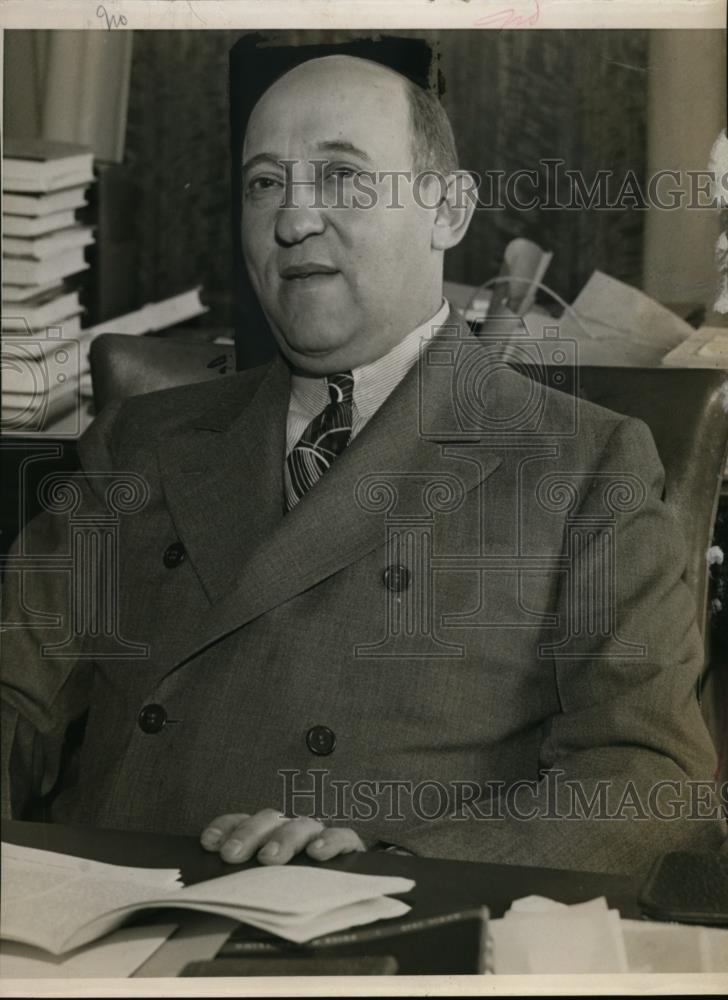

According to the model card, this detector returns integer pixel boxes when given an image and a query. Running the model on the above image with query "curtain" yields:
[4,30,132,163]
[123,30,242,327]
[438,29,648,303]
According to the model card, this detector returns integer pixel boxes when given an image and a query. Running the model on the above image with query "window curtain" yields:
[4,30,133,163]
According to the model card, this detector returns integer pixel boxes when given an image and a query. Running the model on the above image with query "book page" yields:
[170,865,413,916]
[2,844,413,954]
[0,924,177,979]
[67,867,414,950]
[1,844,181,955]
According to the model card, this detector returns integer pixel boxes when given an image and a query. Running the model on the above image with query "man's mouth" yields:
[280,263,340,280]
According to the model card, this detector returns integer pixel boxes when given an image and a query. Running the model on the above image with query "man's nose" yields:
[274,181,326,246]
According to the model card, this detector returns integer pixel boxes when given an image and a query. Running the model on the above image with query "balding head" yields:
[245,55,414,176]
[240,53,473,374]
[246,55,458,176]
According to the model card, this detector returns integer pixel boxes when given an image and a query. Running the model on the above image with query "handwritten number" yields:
[97,5,129,29]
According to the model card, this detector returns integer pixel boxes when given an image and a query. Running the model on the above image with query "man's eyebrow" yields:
[242,152,280,176]
[315,140,373,163]
[242,142,373,177]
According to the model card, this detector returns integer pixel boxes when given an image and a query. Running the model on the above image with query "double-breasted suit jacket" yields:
[2,313,725,874]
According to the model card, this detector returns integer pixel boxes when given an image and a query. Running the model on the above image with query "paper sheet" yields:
[101,868,414,945]
[488,894,728,974]
[489,896,628,974]
[2,843,414,954]
[1,843,181,955]
[621,919,728,973]
[558,270,695,366]
[0,924,177,979]
[662,326,728,368]
[171,865,413,916]
[166,894,412,944]
[84,287,207,337]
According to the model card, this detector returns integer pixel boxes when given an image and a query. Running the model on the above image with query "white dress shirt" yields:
[285,299,450,455]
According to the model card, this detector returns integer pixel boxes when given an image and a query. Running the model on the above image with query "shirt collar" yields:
[352,299,450,424]
[289,299,450,423]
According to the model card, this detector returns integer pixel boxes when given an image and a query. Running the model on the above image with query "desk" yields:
[2,819,640,977]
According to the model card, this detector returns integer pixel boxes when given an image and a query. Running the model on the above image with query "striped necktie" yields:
[285,372,355,511]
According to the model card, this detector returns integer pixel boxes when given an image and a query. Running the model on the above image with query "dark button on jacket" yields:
[163,542,186,569]
[383,564,411,592]
[306,725,336,756]
[138,704,167,734]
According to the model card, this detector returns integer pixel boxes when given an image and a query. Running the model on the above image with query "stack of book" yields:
[2,138,95,431]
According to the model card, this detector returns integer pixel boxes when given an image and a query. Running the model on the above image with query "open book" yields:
[1,843,413,956]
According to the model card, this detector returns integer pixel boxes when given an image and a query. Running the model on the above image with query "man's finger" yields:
[256,816,325,865]
[218,808,288,862]
[200,812,251,851]
[305,827,366,861]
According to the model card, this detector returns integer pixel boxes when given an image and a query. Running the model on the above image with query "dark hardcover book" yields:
[217,905,489,975]
[181,955,399,977]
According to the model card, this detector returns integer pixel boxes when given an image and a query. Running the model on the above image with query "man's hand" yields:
[200,809,366,865]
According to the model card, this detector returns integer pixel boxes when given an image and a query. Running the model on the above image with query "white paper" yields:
[170,864,413,916]
[1,843,181,955]
[0,924,177,979]
[559,270,695,366]
[489,894,728,974]
[489,896,628,974]
[621,919,728,974]
[85,287,208,337]
[0,842,182,889]
[80,868,414,945]
[662,326,728,368]
[508,894,569,913]
[161,894,411,945]
[2,843,414,954]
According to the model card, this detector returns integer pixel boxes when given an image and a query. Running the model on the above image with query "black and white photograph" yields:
[0,1,727,994]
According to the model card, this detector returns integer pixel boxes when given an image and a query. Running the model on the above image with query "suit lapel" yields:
[157,356,289,604]
[157,311,504,676]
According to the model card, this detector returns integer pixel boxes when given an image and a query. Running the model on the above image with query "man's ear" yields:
[431,171,477,251]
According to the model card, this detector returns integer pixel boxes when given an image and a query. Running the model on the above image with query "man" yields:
[1,51,725,876]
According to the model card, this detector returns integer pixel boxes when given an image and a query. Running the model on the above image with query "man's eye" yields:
[326,166,359,180]
[247,176,283,194]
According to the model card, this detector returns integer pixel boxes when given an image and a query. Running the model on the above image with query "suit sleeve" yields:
[394,417,727,874]
[0,401,124,819]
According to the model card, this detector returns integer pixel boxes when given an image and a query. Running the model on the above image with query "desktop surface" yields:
[2,818,642,977]
[2,818,640,919]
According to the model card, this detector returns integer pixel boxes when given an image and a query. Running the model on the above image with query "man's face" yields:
[241,56,443,374]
